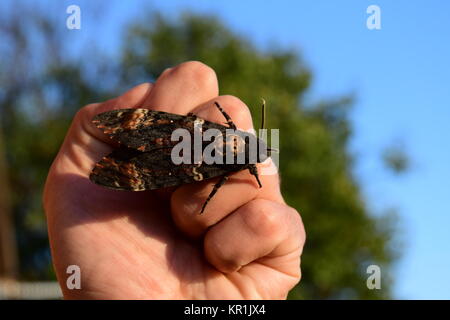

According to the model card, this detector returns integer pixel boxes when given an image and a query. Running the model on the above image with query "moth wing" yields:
[89,148,240,191]
[92,108,227,152]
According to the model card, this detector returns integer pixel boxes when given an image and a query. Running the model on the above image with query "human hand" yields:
[43,61,305,299]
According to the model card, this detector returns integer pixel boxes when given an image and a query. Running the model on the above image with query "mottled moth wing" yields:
[92,108,226,152]
[89,147,244,191]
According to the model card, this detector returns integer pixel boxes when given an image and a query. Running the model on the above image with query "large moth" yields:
[89,101,272,214]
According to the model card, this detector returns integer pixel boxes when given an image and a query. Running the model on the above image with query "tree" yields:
[0,3,111,280]
[0,7,398,298]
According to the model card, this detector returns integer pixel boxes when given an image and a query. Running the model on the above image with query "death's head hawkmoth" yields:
[89,101,273,214]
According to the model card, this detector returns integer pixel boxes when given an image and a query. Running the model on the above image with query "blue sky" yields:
[15,0,450,298]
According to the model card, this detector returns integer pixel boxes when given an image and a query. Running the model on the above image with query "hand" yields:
[43,61,305,299]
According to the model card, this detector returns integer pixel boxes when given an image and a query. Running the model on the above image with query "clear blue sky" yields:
[26,0,450,298]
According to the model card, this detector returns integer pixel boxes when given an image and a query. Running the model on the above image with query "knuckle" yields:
[279,205,306,252]
[242,199,283,238]
[218,95,252,128]
[204,233,240,273]
[74,104,94,124]
[172,61,217,88]
[75,102,104,122]
[160,67,173,77]
[290,264,302,289]
[220,95,248,114]
[290,207,306,247]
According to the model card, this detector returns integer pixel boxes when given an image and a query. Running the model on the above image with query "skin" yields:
[43,61,306,299]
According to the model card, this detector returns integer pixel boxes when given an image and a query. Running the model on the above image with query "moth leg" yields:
[248,164,262,188]
[214,102,237,130]
[200,174,229,214]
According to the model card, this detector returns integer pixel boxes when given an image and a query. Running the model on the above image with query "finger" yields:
[62,61,218,178]
[192,95,254,130]
[140,61,219,115]
[203,199,305,276]
[58,82,153,175]
[77,82,154,143]
[170,96,282,238]
[134,61,220,200]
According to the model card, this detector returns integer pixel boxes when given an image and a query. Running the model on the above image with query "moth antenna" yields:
[260,98,266,130]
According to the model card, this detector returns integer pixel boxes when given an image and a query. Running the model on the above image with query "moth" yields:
[89,101,273,214]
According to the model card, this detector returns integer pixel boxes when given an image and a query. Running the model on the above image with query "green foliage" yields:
[0,9,399,298]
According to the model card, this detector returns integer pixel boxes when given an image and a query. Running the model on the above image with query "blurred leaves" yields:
[0,7,401,298]
[382,144,410,174]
